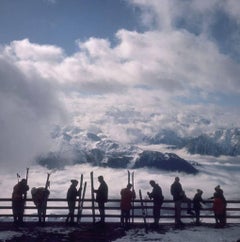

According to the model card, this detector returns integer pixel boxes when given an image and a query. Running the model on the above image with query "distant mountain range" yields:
[36,126,240,173]
[143,128,240,156]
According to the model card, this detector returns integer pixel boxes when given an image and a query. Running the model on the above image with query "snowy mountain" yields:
[134,150,198,174]
[36,126,198,174]
[144,128,240,156]
[35,124,240,173]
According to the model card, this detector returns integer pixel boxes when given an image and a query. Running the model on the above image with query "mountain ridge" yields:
[144,127,240,156]
[36,126,240,173]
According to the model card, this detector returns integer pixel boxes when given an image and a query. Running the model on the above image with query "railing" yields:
[0,198,240,224]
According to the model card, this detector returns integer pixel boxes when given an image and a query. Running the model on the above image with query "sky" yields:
[0,0,240,169]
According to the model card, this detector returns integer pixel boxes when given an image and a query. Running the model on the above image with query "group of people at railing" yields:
[170,177,226,229]
[11,175,227,230]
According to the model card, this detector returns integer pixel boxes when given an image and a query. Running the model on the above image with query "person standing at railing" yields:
[147,180,164,229]
[120,183,136,230]
[193,189,204,226]
[65,179,79,225]
[170,177,194,228]
[12,178,29,226]
[94,175,108,224]
[212,185,227,228]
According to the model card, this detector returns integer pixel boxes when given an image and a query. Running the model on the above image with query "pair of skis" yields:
[139,189,148,233]
[77,174,87,224]
[128,171,148,233]
[42,172,51,223]
[23,168,30,201]
[22,168,30,217]
[128,170,135,224]
[90,171,96,223]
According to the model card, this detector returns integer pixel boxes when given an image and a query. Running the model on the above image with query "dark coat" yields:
[12,182,29,201]
[67,185,78,202]
[96,181,108,203]
[31,187,50,207]
[170,181,184,201]
[193,193,204,210]
[148,184,164,205]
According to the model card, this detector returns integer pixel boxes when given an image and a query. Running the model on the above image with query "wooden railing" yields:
[0,198,240,224]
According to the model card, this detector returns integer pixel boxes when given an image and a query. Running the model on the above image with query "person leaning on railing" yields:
[12,179,29,226]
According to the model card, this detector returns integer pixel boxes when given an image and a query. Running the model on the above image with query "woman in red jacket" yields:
[212,185,226,228]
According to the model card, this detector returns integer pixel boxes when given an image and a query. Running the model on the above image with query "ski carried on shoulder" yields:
[23,167,30,217]
[128,170,130,184]
[131,171,135,224]
[23,168,30,201]
[42,173,51,223]
[78,181,87,223]
[90,171,96,224]
[77,174,83,223]
[139,189,148,233]
[128,170,135,224]
[77,174,87,224]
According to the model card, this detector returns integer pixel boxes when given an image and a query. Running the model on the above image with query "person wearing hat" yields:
[66,179,79,225]
[12,179,29,226]
[147,180,164,229]
[193,189,204,225]
[120,183,136,230]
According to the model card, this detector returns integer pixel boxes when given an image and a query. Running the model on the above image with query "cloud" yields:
[129,0,240,60]
[0,0,240,169]
[0,48,67,170]
[1,155,240,200]
[4,39,63,62]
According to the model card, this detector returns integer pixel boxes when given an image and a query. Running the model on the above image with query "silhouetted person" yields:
[94,176,108,223]
[170,177,194,227]
[212,185,227,228]
[120,183,136,230]
[193,189,204,225]
[12,179,29,226]
[147,180,164,229]
[66,179,79,225]
[31,187,50,224]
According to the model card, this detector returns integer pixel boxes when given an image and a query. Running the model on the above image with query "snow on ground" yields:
[0,225,239,242]
[0,231,22,241]
[0,225,76,242]
[113,225,240,242]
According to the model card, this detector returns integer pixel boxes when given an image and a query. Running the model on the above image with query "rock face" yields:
[106,156,132,169]
[36,149,198,174]
[134,150,198,174]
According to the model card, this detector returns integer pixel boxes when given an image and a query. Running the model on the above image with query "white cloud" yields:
[0,50,67,169]
[3,29,239,100]
[0,0,240,168]
[4,39,64,62]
